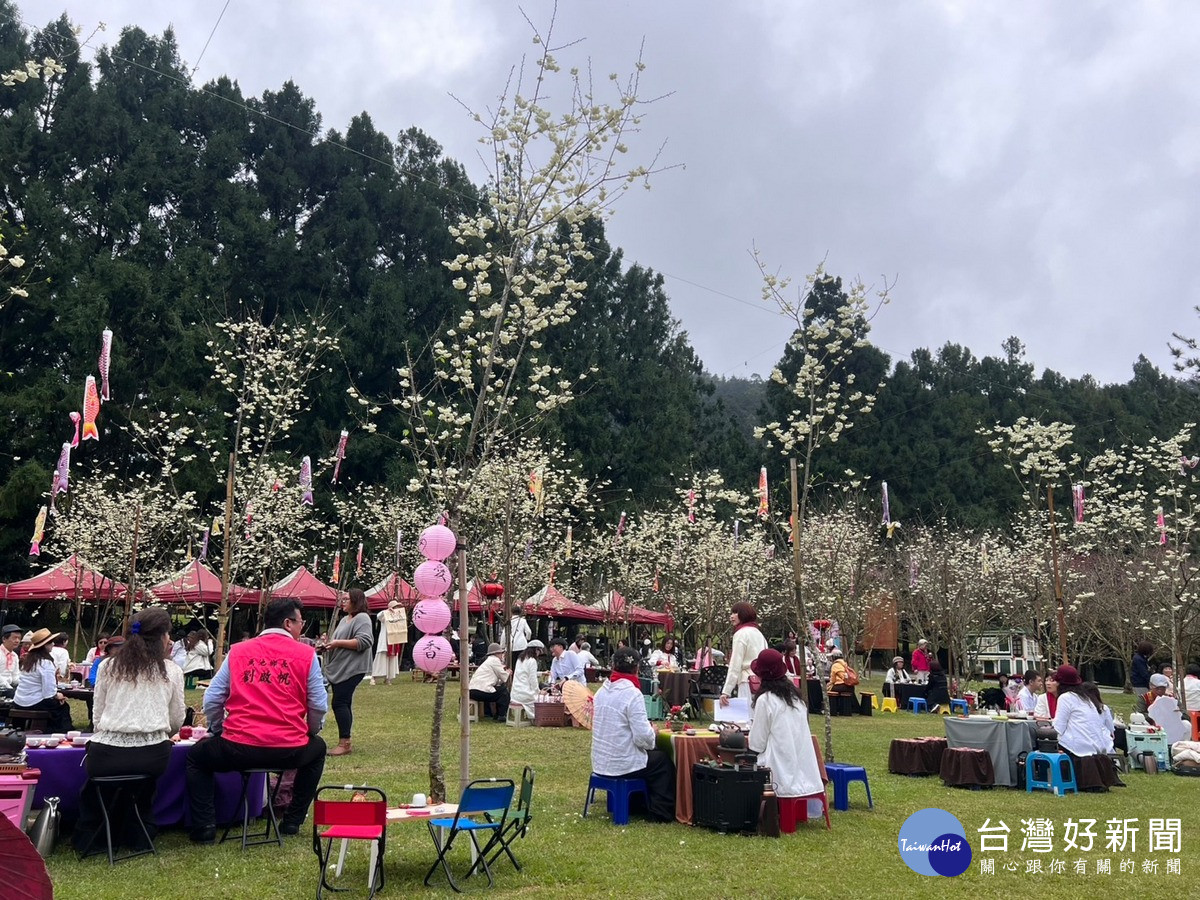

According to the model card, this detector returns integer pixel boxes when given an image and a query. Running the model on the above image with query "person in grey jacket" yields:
[319,588,374,756]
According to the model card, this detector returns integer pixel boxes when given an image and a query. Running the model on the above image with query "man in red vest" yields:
[186,597,328,842]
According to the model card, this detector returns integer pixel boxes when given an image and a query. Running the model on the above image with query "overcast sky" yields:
[16,0,1200,385]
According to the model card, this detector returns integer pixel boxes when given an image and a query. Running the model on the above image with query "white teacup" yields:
[50,733,65,744]
[412,792,427,808]
[191,727,207,740]
[25,736,41,748]
[67,730,81,740]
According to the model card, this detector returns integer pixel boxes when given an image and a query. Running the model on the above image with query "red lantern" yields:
[812,619,832,630]
[482,579,505,599]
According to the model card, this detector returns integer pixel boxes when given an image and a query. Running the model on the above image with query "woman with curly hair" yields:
[74,607,185,853]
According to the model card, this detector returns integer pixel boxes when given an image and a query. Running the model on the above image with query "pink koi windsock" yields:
[69,411,81,448]
[356,542,363,576]
[757,467,769,518]
[1157,507,1167,545]
[98,328,113,401]
[81,376,100,441]
[29,505,47,556]
[687,488,696,523]
[1072,484,1084,523]
[299,456,313,505]
[331,430,349,484]
[881,482,891,526]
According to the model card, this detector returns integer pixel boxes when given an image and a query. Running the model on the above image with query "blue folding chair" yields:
[424,778,515,892]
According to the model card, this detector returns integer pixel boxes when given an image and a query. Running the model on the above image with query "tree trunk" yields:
[428,670,448,802]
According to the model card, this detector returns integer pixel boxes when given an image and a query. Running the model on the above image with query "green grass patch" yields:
[45,678,1199,898]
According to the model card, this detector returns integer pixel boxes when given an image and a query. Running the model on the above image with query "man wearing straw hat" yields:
[468,643,510,722]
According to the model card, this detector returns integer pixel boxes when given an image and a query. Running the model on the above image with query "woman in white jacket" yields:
[720,601,767,706]
[510,640,544,717]
[748,648,824,832]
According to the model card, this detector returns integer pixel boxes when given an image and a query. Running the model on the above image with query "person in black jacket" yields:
[926,661,951,711]
[1130,641,1153,691]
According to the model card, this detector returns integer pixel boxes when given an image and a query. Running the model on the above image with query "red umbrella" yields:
[0,813,53,900]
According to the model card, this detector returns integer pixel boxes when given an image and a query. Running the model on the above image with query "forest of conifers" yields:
[2,6,1198,587]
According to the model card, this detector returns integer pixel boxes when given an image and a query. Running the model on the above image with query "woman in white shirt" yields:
[1183,664,1200,712]
[510,640,544,717]
[12,629,73,732]
[720,602,768,705]
[182,630,215,679]
[501,604,531,658]
[647,636,681,670]
[1050,665,1117,792]
[747,648,824,832]
[883,656,910,697]
[73,607,184,853]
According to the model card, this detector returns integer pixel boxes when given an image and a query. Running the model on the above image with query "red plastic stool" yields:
[778,790,831,832]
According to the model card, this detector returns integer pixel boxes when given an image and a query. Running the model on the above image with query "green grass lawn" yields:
[43,678,1199,899]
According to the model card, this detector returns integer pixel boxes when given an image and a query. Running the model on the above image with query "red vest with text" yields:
[222,633,315,748]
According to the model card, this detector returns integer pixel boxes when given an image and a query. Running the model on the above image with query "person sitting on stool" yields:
[590,647,676,822]
[468,643,510,722]
[185,597,328,843]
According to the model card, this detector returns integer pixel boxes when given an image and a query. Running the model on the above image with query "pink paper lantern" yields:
[412,635,455,673]
[412,599,451,635]
[413,560,453,598]
[418,524,457,562]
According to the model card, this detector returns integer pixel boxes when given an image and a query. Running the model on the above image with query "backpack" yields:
[842,665,860,687]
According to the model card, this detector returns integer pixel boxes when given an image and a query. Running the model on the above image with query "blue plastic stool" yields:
[1025,751,1077,796]
[949,699,969,715]
[823,763,874,812]
[907,697,928,714]
[583,774,648,826]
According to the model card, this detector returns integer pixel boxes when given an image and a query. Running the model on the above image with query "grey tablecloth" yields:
[944,717,1036,787]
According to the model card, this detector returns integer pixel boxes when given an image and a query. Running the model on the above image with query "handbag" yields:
[842,666,860,687]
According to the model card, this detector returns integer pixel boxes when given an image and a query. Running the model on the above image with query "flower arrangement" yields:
[666,703,693,731]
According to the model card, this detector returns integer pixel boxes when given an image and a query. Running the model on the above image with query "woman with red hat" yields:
[747,648,824,833]
[1050,664,1119,791]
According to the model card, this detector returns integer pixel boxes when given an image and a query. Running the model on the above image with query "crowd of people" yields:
[2,593,1197,858]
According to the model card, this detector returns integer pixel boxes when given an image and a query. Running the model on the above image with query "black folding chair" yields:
[484,767,534,871]
[424,778,514,892]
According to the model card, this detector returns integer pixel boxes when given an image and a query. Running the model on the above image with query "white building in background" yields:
[969,630,1043,677]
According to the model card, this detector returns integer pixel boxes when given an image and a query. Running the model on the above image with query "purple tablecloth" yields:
[27,741,264,825]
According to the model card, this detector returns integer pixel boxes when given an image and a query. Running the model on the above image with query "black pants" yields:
[330,674,364,739]
[621,749,676,823]
[13,697,73,732]
[469,685,510,721]
[73,740,171,853]
[185,733,326,829]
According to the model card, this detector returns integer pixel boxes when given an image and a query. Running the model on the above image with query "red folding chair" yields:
[312,785,387,899]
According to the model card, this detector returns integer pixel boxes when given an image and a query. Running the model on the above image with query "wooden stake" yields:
[457,546,470,794]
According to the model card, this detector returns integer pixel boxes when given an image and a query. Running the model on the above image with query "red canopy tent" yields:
[524,584,604,622]
[2,555,123,602]
[593,590,674,630]
[270,566,340,609]
[363,573,415,611]
[147,560,261,606]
